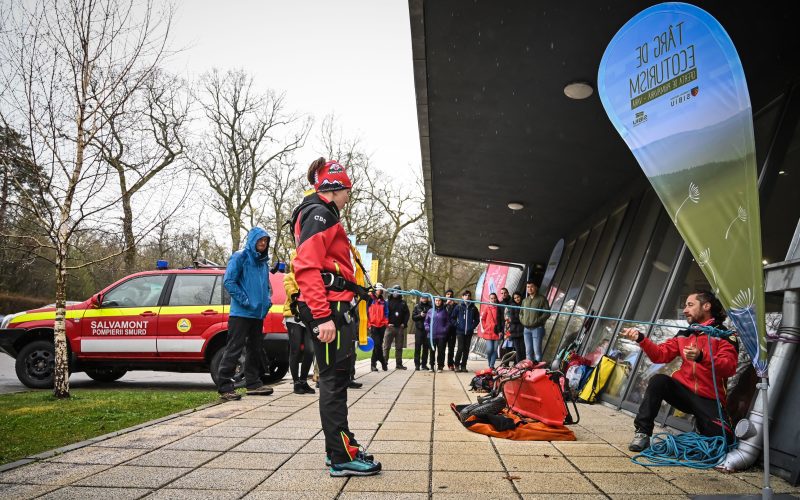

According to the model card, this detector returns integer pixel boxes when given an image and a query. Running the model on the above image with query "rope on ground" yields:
[631,432,730,469]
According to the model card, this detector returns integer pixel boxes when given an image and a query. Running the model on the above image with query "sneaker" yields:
[293,382,305,395]
[371,365,378,372]
[329,458,382,477]
[381,364,388,372]
[396,364,408,370]
[301,381,316,394]
[348,380,363,389]
[246,385,274,396]
[437,368,444,373]
[628,432,651,452]
[421,365,430,371]
[219,391,241,401]
[415,366,421,371]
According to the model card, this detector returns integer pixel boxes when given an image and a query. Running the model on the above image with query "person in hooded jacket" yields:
[382,285,410,370]
[412,295,433,370]
[444,289,458,370]
[283,250,315,395]
[217,227,274,401]
[452,290,480,372]
[425,297,451,372]
[291,157,380,477]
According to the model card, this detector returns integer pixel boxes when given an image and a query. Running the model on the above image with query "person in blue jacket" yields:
[451,290,480,372]
[217,227,274,401]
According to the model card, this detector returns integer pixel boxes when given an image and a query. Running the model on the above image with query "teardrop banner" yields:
[597,2,767,374]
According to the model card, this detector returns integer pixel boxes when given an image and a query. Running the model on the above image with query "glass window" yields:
[169,275,218,306]
[545,240,575,306]
[554,205,628,360]
[603,216,684,402]
[582,191,662,364]
[102,275,168,308]
[543,231,588,348]
[543,220,605,360]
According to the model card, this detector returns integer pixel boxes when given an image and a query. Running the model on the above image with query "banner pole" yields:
[760,376,773,500]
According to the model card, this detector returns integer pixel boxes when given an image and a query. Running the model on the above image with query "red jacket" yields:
[291,192,355,325]
[479,305,499,340]
[367,296,389,328]
[638,321,739,404]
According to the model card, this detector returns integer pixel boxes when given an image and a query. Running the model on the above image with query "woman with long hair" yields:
[479,292,500,368]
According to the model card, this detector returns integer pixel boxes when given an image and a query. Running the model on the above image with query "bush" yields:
[0,292,50,315]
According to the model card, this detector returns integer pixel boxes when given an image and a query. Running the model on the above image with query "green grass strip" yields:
[0,389,217,465]
[355,347,415,361]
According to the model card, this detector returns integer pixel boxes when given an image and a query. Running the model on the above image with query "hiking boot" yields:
[415,366,421,371]
[301,381,316,394]
[371,365,378,372]
[246,385,274,396]
[219,391,241,402]
[396,364,408,370]
[329,458,382,477]
[381,364,388,371]
[325,449,374,466]
[293,381,305,395]
[348,380,363,389]
[628,432,651,452]
[421,365,430,371]
[437,367,444,373]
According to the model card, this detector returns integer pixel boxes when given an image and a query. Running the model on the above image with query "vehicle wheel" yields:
[15,340,55,389]
[209,347,243,387]
[84,367,127,383]
[261,359,289,383]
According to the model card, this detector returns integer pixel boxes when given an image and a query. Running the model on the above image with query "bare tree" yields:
[0,0,174,397]
[250,158,304,264]
[93,69,190,273]
[192,69,311,251]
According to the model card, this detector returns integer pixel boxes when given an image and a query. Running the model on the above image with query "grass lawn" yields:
[0,389,218,465]
[355,347,417,361]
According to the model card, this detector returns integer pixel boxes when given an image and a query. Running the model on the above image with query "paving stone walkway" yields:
[1,359,798,499]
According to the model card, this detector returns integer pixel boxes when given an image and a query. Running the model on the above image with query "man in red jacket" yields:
[619,290,739,452]
[367,284,389,371]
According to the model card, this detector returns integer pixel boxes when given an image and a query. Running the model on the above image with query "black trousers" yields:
[454,332,474,369]
[370,326,387,368]
[634,374,733,442]
[435,337,448,369]
[302,301,361,464]
[446,329,457,367]
[510,336,526,363]
[414,327,432,367]
[217,316,266,393]
[287,321,314,382]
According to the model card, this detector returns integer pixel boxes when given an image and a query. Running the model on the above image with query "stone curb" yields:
[0,399,222,474]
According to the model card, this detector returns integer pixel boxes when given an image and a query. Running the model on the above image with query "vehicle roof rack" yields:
[193,257,225,269]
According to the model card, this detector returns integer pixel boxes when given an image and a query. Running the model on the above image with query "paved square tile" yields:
[127,450,220,468]
[491,440,558,456]
[280,453,328,470]
[340,493,428,500]
[502,454,578,473]
[194,425,262,438]
[369,440,435,454]
[567,455,650,473]
[47,446,147,465]
[231,438,306,454]
[552,442,626,457]
[169,417,226,427]
[94,433,184,449]
[342,470,428,492]
[431,471,517,494]
[145,488,245,499]
[0,463,108,485]
[168,467,271,490]
[254,426,320,440]
[432,452,504,471]
[0,483,59,499]
[255,468,346,493]
[204,452,290,470]
[669,472,762,495]
[583,472,682,494]
[227,418,277,428]
[75,465,191,488]
[372,428,432,441]
[243,491,333,499]
[37,486,150,499]
[512,471,600,494]
[165,436,243,452]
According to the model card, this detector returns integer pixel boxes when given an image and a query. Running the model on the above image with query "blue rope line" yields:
[380,287,734,335]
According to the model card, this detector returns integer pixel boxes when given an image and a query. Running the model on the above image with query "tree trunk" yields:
[229,212,241,252]
[120,186,136,274]
[53,238,70,398]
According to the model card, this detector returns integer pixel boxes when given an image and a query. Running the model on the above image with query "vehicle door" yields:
[79,274,168,358]
[157,273,223,359]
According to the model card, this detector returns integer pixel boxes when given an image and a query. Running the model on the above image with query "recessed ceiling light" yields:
[564,81,594,100]
[779,170,787,175]
[763,259,769,265]
[507,202,524,211]
[488,244,500,250]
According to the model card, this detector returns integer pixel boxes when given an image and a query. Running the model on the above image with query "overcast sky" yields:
[162,0,421,179]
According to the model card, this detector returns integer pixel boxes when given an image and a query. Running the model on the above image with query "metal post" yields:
[760,376,773,500]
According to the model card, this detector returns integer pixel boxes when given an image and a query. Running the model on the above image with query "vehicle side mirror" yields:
[91,293,102,308]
